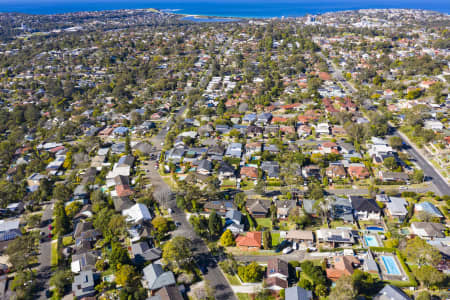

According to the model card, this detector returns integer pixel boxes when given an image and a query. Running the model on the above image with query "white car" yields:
[282,247,293,254]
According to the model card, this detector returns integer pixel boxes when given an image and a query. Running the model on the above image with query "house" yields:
[302,199,317,215]
[204,201,236,215]
[236,231,262,250]
[73,222,101,247]
[148,285,184,300]
[286,230,314,248]
[315,123,330,135]
[316,228,355,248]
[347,164,370,179]
[285,286,313,300]
[122,203,152,223]
[378,171,409,183]
[411,222,445,239]
[225,143,242,158]
[131,241,162,264]
[197,160,212,175]
[113,196,134,212]
[275,200,297,219]
[143,263,176,292]
[302,165,321,179]
[0,219,22,244]
[247,125,263,137]
[415,202,444,218]
[267,258,289,280]
[225,210,244,233]
[245,142,262,156]
[261,161,280,179]
[350,196,381,221]
[240,166,258,180]
[72,270,96,299]
[71,251,100,273]
[373,285,411,300]
[326,163,346,179]
[265,276,288,290]
[331,197,354,223]
[385,197,409,221]
[246,199,271,218]
[363,250,379,274]
[218,161,236,180]
[326,255,360,281]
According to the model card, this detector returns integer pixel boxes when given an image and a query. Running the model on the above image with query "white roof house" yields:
[122,203,152,223]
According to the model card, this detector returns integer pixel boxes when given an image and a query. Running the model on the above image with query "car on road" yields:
[48,225,53,230]
[175,221,181,228]
[399,186,407,190]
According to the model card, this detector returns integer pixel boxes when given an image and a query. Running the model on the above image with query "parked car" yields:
[275,240,290,253]
[282,247,293,254]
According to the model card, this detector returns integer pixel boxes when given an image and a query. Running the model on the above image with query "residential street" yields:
[36,201,54,299]
[144,109,237,300]
[321,50,450,197]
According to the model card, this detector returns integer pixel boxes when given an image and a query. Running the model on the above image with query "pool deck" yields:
[364,234,383,248]
[377,253,407,281]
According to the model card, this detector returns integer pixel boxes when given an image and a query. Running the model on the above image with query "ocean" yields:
[0,0,449,17]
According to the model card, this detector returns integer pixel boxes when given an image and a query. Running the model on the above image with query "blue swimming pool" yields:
[364,235,379,247]
[366,226,384,232]
[381,256,401,275]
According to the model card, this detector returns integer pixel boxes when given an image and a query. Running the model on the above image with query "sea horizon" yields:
[0,0,449,17]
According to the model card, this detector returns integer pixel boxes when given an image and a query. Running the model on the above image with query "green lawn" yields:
[256,218,272,229]
[225,273,241,285]
[236,293,252,300]
[51,241,58,267]
[271,232,281,247]
[62,236,74,247]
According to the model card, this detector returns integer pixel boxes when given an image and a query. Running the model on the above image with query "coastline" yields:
[0,2,448,18]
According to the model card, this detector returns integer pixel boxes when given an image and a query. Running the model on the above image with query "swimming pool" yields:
[364,235,379,247]
[381,256,401,275]
[366,226,384,232]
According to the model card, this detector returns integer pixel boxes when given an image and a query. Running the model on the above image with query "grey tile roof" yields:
[143,263,176,291]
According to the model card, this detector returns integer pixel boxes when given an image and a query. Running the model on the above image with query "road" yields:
[320,50,449,197]
[143,107,237,300]
[36,201,54,299]
[392,129,450,196]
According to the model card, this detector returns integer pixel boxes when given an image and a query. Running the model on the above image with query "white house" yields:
[122,203,152,223]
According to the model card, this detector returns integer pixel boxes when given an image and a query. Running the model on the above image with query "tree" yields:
[411,169,424,184]
[309,183,324,200]
[389,136,403,150]
[7,234,39,271]
[219,230,235,247]
[65,201,82,219]
[416,291,431,300]
[162,236,192,268]
[413,265,445,288]
[11,270,36,300]
[237,262,264,283]
[328,276,357,300]
[49,269,71,296]
[263,231,272,250]
[315,284,328,297]
[403,236,441,266]
[383,157,398,171]
[109,242,131,269]
[115,264,138,288]
[208,210,223,239]
[53,184,72,201]
[54,200,71,236]
[351,269,380,295]
[152,216,170,240]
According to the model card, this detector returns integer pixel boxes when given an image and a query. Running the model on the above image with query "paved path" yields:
[231,284,262,293]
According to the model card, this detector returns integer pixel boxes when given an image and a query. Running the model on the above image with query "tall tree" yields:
[328,276,357,300]
[208,210,223,239]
